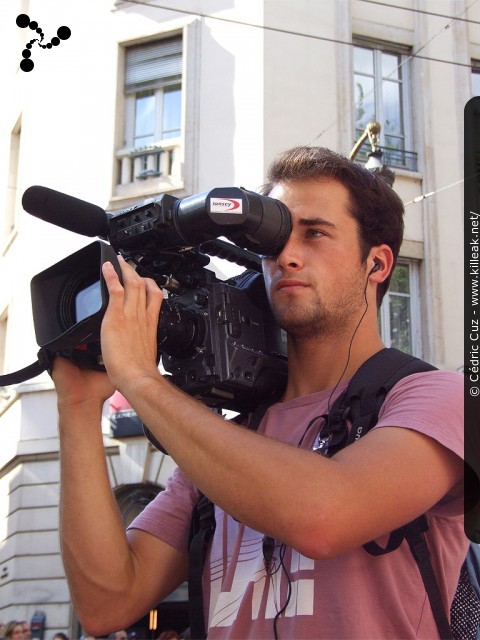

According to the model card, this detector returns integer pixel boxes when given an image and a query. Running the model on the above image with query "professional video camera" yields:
[6,185,292,412]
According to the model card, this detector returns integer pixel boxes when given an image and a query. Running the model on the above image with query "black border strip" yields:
[464,97,480,541]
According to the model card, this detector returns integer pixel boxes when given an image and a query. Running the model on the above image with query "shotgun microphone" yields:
[22,185,109,237]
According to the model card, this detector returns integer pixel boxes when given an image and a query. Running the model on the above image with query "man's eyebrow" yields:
[298,217,337,229]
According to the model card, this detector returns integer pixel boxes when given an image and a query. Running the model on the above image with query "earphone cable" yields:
[326,275,371,414]
[273,543,292,640]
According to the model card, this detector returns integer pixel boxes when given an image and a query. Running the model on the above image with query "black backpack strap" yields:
[188,494,217,640]
[318,348,437,457]
[406,516,453,640]
[188,399,276,639]
[364,515,453,639]
[363,525,410,556]
[321,349,453,637]
[346,348,436,443]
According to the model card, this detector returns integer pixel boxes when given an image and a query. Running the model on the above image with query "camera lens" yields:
[58,274,102,331]
[74,280,103,322]
[157,301,205,358]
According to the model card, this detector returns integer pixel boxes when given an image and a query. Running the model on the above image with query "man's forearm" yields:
[117,371,464,562]
[117,373,322,550]
[58,400,137,626]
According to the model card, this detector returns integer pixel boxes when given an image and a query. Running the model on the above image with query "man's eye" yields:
[306,229,325,238]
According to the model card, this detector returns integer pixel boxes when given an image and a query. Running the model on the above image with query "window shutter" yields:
[125,37,182,93]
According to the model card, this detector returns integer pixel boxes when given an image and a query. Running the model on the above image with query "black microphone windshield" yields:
[22,186,109,237]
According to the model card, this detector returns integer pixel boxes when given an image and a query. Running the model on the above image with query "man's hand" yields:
[51,356,115,408]
[101,257,163,394]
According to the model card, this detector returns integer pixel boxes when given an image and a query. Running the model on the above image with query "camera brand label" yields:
[210,198,243,213]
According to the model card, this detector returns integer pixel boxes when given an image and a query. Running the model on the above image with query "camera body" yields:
[28,186,290,412]
[160,270,287,411]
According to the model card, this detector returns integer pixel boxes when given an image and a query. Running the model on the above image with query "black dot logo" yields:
[16,14,30,28]
[16,14,71,72]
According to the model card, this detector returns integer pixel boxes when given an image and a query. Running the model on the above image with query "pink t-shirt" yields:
[130,371,466,639]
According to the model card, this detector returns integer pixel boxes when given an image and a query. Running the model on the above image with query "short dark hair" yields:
[263,146,405,306]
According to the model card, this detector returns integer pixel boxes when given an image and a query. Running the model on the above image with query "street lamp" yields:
[349,121,395,187]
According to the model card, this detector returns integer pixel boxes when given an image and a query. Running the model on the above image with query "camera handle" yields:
[200,238,263,272]
[0,346,104,387]
[0,348,53,386]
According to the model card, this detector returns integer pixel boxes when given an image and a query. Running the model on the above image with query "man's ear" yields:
[367,245,394,282]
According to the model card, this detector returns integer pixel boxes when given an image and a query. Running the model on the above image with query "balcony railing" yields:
[355,145,418,172]
[115,140,182,198]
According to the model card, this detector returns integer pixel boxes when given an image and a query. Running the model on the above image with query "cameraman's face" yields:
[262,178,367,337]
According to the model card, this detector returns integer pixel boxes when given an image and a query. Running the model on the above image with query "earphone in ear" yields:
[369,259,381,275]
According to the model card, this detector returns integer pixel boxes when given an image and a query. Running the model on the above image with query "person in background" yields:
[4,623,24,640]
[19,622,30,640]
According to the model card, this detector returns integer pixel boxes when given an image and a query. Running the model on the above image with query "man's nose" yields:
[275,235,303,270]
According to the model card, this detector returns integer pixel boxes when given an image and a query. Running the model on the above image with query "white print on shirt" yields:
[209,525,315,629]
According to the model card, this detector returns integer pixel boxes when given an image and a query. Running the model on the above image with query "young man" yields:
[52,147,465,639]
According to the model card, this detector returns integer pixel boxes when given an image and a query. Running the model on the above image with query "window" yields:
[4,116,21,245]
[0,308,8,375]
[117,36,183,189]
[353,40,416,171]
[379,260,422,357]
[472,60,480,96]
